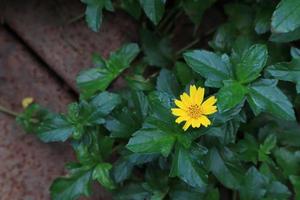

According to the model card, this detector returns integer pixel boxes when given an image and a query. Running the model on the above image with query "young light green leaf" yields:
[170,145,208,188]
[271,0,300,33]
[217,80,247,112]
[258,134,277,162]
[233,44,268,84]
[92,163,115,190]
[266,59,300,93]
[247,79,296,121]
[184,50,232,87]
[139,0,165,25]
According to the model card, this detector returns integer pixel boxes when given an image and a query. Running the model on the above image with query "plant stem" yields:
[175,38,200,57]
[66,13,85,25]
[0,105,18,117]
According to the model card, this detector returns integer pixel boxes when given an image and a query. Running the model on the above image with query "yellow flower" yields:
[22,97,34,109]
[171,85,217,131]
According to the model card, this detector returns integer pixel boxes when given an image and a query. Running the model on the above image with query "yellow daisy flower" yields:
[171,85,217,131]
[22,97,34,109]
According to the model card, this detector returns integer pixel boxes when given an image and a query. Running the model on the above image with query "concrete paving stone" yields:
[3,0,138,91]
[0,26,110,199]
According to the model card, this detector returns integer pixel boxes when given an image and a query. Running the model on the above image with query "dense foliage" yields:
[17,0,300,199]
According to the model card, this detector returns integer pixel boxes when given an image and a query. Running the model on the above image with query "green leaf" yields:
[266,58,300,93]
[274,148,300,177]
[140,29,173,68]
[92,163,115,190]
[258,134,277,162]
[236,134,259,164]
[175,62,194,86]
[169,181,207,200]
[266,181,291,200]
[247,79,296,121]
[113,183,151,200]
[271,0,300,33]
[209,23,237,52]
[291,47,300,59]
[125,75,154,91]
[239,167,268,200]
[126,125,176,157]
[289,175,300,200]
[184,50,232,87]
[233,44,268,84]
[270,26,300,42]
[90,91,121,116]
[139,0,165,25]
[77,43,140,98]
[81,0,113,32]
[50,165,93,200]
[156,69,180,96]
[206,148,241,189]
[121,0,141,19]
[181,0,216,24]
[16,103,51,133]
[217,80,247,112]
[37,115,73,143]
[254,4,273,34]
[170,145,208,188]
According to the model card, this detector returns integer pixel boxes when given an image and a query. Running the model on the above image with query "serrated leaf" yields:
[184,50,232,88]
[126,127,176,157]
[258,134,277,162]
[37,115,73,143]
[233,44,268,84]
[217,80,247,112]
[170,145,208,188]
[50,165,93,200]
[255,4,273,34]
[271,0,300,33]
[274,148,300,177]
[247,79,296,121]
[266,58,300,93]
[139,0,165,25]
[239,167,268,200]
[77,43,140,98]
[206,148,241,189]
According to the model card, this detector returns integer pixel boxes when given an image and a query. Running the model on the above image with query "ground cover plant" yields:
[4,0,300,199]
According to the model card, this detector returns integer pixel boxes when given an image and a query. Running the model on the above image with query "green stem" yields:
[0,105,18,117]
[175,38,200,57]
[66,12,85,25]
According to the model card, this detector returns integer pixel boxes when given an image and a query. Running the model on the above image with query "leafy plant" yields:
[12,0,300,199]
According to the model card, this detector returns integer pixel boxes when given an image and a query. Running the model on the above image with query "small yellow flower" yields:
[171,85,217,131]
[22,97,34,109]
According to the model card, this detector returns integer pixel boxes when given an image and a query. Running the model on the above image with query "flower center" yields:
[187,104,202,119]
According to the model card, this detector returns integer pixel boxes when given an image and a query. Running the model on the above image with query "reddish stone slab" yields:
[3,0,138,91]
[0,26,110,199]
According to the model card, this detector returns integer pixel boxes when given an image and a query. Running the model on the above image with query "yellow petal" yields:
[202,96,217,108]
[22,97,34,108]
[180,93,191,106]
[174,99,187,110]
[192,119,201,128]
[195,87,205,105]
[199,116,211,127]
[175,116,187,124]
[171,108,186,117]
[189,85,197,100]
[183,120,192,131]
[202,105,217,115]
